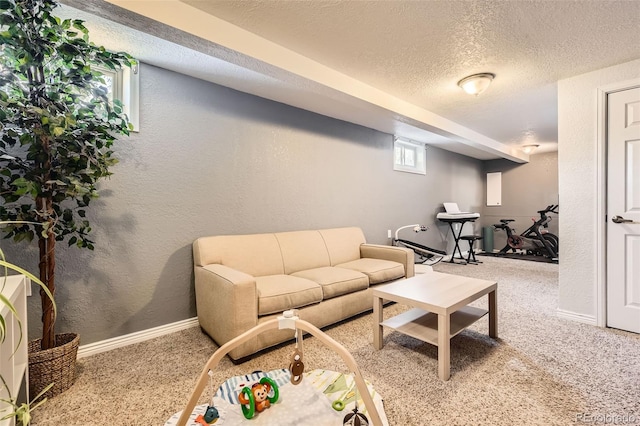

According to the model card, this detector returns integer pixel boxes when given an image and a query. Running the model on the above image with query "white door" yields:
[607,87,640,333]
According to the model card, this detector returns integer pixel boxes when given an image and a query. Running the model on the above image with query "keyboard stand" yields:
[437,217,479,264]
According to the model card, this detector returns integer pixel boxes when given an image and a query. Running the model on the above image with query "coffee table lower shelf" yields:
[380,306,488,346]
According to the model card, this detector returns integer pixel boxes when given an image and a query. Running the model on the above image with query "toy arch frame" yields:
[176,312,383,425]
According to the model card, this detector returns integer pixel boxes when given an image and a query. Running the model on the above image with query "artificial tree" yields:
[0,0,135,351]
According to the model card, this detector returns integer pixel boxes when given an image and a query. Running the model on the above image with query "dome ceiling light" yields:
[521,144,540,154]
[457,73,495,96]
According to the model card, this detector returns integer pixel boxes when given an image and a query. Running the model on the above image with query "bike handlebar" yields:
[538,204,559,214]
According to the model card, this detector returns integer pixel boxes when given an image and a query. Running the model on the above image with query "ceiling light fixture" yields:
[457,73,495,96]
[521,144,540,154]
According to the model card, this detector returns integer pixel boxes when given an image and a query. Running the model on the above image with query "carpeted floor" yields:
[30,257,640,425]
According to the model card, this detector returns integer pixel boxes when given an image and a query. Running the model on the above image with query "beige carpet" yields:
[30,257,640,425]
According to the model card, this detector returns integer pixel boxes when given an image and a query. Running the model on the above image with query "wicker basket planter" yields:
[28,333,80,399]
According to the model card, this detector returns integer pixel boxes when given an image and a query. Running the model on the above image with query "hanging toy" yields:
[238,377,279,419]
[203,405,220,423]
[342,374,369,426]
[343,407,369,426]
[194,405,220,425]
[289,348,304,385]
[288,326,305,385]
[194,370,220,425]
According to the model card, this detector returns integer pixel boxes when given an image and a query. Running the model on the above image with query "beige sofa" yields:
[193,227,414,360]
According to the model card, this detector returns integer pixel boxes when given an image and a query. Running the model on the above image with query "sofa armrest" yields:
[194,264,259,355]
[360,244,415,278]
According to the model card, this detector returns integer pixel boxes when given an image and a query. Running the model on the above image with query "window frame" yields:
[94,63,140,132]
[393,137,426,175]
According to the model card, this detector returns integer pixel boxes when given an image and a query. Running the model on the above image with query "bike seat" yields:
[499,219,515,224]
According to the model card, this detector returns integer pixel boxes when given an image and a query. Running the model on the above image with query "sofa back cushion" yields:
[193,227,367,277]
[319,227,366,266]
[275,230,331,274]
[193,233,284,276]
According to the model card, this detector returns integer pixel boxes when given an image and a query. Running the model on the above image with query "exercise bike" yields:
[393,224,446,266]
[493,205,559,260]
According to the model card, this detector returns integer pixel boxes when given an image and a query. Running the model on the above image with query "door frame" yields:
[595,78,640,327]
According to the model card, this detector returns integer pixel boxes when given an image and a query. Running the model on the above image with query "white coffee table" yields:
[372,271,497,380]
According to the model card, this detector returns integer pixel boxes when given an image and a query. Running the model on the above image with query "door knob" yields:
[612,215,637,224]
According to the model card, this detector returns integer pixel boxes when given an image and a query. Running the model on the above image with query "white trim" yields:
[122,63,140,132]
[93,62,140,132]
[557,309,597,326]
[595,78,640,328]
[393,137,426,175]
[595,87,607,328]
[77,317,199,359]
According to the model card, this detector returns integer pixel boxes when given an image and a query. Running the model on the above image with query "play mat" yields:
[165,368,388,425]
[165,311,387,425]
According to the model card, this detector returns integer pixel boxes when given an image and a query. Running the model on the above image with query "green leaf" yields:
[72,20,87,33]
[0,291,21,350]
[0,0,13,11]
[0,314,5,344]
[11,177,28,187]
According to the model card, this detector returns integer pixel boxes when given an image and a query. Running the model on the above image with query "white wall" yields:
[557,58,640,322]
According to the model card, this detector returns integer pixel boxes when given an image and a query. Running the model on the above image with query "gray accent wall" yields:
[481,152,559,251]
[4,64,484,345]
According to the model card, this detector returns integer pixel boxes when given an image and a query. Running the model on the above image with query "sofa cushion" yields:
[319,227,366,265]
[336,258,405,284]
[256,275,323,316]
[275,230,331,274]
[193,234,284,276]
[292,267,369,300]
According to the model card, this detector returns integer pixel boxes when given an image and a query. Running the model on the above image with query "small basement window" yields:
[95,63,140,131]
[393,137,426,175]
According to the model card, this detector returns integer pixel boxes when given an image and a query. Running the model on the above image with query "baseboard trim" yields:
[77,317,200,359]
[556,309,597,326]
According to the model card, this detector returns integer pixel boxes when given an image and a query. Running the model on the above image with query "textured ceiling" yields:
[60,0,640,161]
[181,0,640,148]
